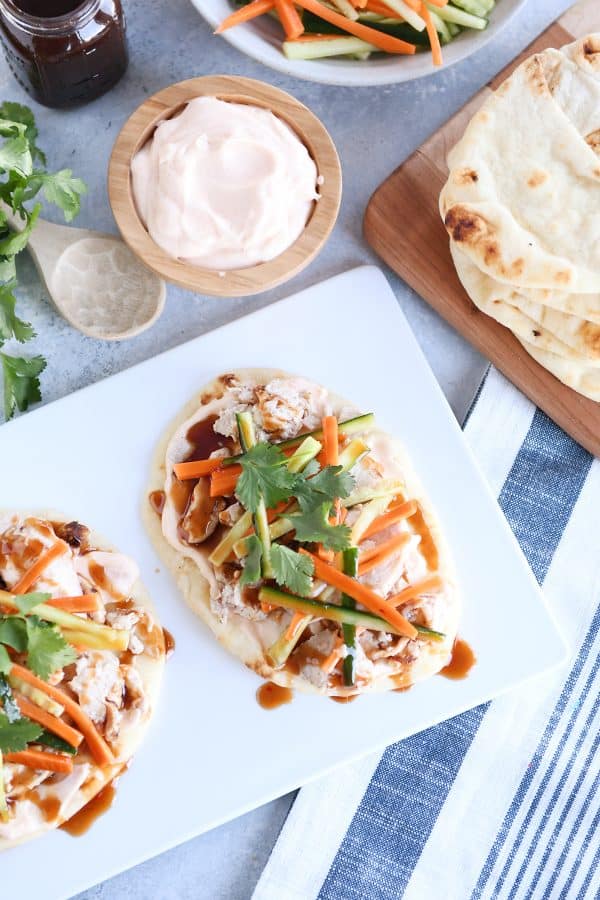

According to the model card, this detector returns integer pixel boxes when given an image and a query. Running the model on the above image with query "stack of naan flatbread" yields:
[439,34,600,402]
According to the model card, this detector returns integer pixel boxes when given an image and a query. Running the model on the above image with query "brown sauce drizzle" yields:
[184,414,231,462]
[162,628,175,658]
[149,490,166,516]
[410,507,439,571]
[24,790,61,822]
[88,561,126,602]
[170,478,196,518]
[257,682,293,709]
[60,781,117,836]
[331,694,358,704]
[285,637,328,676]
[440,638,476,680]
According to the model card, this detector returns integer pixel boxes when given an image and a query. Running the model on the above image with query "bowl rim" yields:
[189,0,528,87]
[108,75,342,297]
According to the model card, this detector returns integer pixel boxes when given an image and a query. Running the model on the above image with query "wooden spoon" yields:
[4,206,166,341]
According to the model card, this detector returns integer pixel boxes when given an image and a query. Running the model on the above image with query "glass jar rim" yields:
[0,0,100,34]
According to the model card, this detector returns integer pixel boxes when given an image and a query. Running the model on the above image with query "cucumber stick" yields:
[259,586,445,641]
[236,411,274,579]
[341,547,358,686]
[284,37,376,61]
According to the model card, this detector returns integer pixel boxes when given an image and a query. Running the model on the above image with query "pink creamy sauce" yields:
[131,96,319,270]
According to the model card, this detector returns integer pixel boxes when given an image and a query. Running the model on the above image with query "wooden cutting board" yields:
[364,0,600,457]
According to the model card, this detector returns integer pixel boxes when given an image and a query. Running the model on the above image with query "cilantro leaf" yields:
[0,280,35,345]
[288,503,351,551]
[36,731,77,755]
[293,465,354,513]
[25,617,76,680]
[0,202,40,258]
[0,103,46,165]
[1,352,46,420]
[0,675,20,722]
[240,535,263,587]
[13,592,49,615]
[0,646,11,677]
[39,170,87,222]
[270,544,314,597]
[0,712,42,753]
[236,443,297,512]
[0,616,27,652]
[0,133,32,178]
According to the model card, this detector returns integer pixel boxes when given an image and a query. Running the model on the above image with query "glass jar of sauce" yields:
[0,0,128,108]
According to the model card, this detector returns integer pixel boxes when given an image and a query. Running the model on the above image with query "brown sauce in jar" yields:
[440,638,476,680]
[60,781,117,836]
[257,682,293,710]
[0,0,128,108]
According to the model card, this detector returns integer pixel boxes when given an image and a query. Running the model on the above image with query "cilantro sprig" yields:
[234,438,354,593]
[0,591,76,680]
[0,674,42,753]
[287,503,351,552]
[0,102,86,420]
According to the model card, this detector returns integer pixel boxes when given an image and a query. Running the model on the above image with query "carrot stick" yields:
[320,639,343,673]
[300,550,418,639]
[421,2,443,66]
[402,0,421,10]
[322,416,339,468]
[11,542,68,595]
[389,575,444,607]
[10,665,113,766]
[210,466,242,497]
[44,595,101,614]
[5,749,73,774]
[274,0,304,39]
[173,458,225,480]
[365,0,398,13]
[360,499,418,541]
[16,696,83,749]
[293,0,416,53]
[215,0,274,33]
[358,532,411,576]
[424,0,448,6]
[284,610,307,641]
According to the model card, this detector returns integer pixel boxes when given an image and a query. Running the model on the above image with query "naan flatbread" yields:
[145,370,460,697]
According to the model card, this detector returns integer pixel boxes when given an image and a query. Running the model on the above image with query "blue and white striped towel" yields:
[252,368,599,900]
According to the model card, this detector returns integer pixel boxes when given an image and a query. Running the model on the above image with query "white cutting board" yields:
[0,266,566,899]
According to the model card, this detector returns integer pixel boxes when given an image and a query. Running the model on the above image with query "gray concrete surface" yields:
[0,0,572,896]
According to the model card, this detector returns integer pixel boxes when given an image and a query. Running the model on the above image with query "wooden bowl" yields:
[108,75,342,298]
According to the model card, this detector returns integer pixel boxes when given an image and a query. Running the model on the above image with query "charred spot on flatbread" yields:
[524,56,550,96]
[527,170,548,188]
[582,36,600,70]
[585,129,600,155]
[444,207,525,280]
[454,168,479,185]
[578,320,600,358]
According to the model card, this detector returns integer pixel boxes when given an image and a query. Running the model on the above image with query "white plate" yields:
[0,266,565,899]
[192,0,526,86]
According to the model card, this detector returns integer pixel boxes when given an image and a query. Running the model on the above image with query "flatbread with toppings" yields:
[145,370,459,698]
[0,512,165,849]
